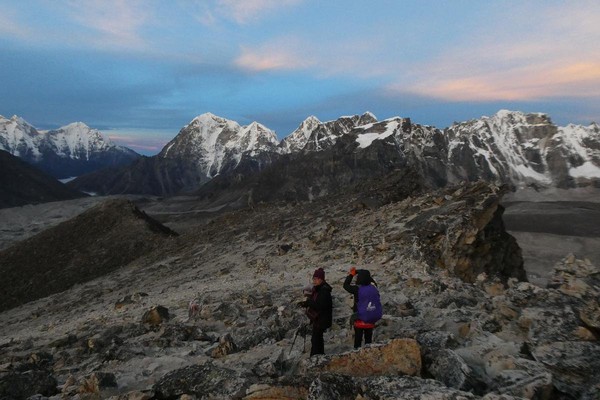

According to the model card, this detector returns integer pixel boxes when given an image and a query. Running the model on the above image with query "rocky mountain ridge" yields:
[68,110,599,199]
[444,111,600,188]
[0,115,140,179]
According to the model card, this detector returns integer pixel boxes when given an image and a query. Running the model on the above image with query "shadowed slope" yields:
[0,199,178,311]
[0,150,85,208]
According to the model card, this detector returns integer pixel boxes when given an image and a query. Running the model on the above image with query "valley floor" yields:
[501,186,600,286]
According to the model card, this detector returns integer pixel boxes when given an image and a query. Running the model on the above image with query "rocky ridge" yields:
[0,180,598,399]
[0,199,178,312]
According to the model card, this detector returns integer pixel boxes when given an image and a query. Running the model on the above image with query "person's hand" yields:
[349,267,357,276]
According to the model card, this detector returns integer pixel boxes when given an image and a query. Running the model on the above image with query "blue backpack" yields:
[357,284,382,324]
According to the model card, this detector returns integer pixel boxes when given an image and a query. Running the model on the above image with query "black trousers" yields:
[311,327,325,356]
[354,327,373,348]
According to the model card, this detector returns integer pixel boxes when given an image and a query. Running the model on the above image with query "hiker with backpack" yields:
[297,267,333,356]
[343,267,382,349]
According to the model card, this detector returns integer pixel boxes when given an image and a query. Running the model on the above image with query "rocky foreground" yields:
[0,181,599,399]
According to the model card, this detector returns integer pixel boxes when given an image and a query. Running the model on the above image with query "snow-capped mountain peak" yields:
[237,121,279,154]
[0,115,43,158]
[189,112,233,127]
[0,115,139,178]
[159,113,280,179]
[45,122,114,159]
[362,111,378,122]
[9,114,32,126]
[279,116,322,153]
[279,112,379,153]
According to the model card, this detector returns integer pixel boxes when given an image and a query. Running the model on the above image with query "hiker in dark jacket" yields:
[343,267,380,348]
[298,267,333,356]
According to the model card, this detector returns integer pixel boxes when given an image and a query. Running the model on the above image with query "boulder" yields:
[142,306,170,326]
[404,183,526,283]
[478,355,554,400]
[307,373,358,400]
[579,300,600,331]
[308,338,421,377]
[244,383,308,400]
[416,330,456,352]
[427,348,473,390]
[0,370,58,399]
[519,307,581,343]
[453,338,556,397]
[489,368,553,400]
[251,348,286,378]
[531,341,600,398]
[153,363,249,399]
[78,372,118,397]
[159,323,213,344]
[360,375,478,399]
[209,333,237,358]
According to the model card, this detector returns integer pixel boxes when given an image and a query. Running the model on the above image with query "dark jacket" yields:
[305,281,333,330]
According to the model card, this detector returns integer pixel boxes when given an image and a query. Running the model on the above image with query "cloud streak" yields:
[64,0,151,50]
[196,0,303,25]
[0,6,31,39]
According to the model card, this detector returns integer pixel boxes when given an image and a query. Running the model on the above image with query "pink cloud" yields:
[235,39,314,72]
[403,60,600,102]
[395,4,600,103]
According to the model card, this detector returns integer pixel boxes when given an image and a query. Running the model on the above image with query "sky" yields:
[1,0,599,155]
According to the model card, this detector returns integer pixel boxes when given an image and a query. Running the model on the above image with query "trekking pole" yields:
[289,324,301,355]
[302,325,307,353]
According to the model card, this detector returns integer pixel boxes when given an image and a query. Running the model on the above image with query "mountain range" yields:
[2,111,599,206]
[68,110,600,205]
[0,115,140,179]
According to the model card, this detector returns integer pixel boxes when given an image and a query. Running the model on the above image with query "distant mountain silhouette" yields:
[0,150,85,209]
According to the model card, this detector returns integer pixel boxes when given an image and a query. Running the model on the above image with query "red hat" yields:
[313,268,325,280]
